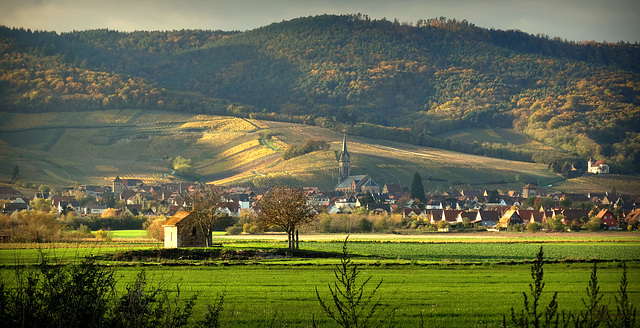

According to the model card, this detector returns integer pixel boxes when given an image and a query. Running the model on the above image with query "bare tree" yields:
[183,185,227,247]
[256,186,317,250]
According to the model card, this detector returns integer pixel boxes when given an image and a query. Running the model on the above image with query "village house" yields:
[382,183,404,198]
[365,203,392,215]
[473,210,501,227]
[594,209,618,229]
[2,199,28,214]
[456,210,477,224]
[499,209,524,227]
[625,209,640,226]
[0,186,23,199]
[430,209,463,225]
[553,209,590,227]
[517,210,546,224]
[403,208,422,219]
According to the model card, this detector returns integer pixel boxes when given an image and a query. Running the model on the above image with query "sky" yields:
[1,0,639,43]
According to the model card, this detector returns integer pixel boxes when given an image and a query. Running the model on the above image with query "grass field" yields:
[95,263,637,327]
[1,233,638,327]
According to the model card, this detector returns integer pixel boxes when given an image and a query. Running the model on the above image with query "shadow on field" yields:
[99,247,354,263]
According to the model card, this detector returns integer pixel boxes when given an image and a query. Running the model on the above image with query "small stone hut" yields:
[162,210,205,248]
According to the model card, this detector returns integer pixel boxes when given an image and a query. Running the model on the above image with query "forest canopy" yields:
[1,14,639,173]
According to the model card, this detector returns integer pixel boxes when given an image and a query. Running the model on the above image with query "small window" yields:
[192,227,197,236]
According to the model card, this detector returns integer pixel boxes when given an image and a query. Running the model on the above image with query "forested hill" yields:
[1,14,639,173]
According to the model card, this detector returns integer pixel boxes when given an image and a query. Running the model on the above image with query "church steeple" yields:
[338,134,351,183]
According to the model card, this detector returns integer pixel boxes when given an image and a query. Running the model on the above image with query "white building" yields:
[588,158,610,174]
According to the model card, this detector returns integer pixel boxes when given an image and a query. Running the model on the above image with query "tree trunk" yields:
[295,229,299,249]
[287,228,293,250]
[205,230,213,247]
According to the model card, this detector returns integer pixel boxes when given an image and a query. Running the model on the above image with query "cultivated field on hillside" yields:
[3,109,635,193]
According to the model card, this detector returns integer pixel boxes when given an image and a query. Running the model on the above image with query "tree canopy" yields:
[410,172,426,203]
[255,186,317,250]
[183,186,229,247]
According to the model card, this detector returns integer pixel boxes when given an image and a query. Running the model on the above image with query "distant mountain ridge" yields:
[1,14,639,173]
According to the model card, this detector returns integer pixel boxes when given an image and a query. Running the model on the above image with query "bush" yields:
[437,220,450,231]
[526,222,540,232]
[508,247,558,327]
[95,229,113,242]
[357,218,373,232]
[318,214,332,233]
[242,222,262,234]
[315,236,386,327]
[8,210,62,242]
[544,216,567,232]
[226,226,243,235]
[144,217,167,241]
[282,139,329,160]
[0,255,224,328]
[585,217,601,232]
[77,224,91,235]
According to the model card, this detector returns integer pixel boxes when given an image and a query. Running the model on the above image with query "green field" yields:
[95,263,637,327]
[1,233,639,327]
[108,229,149,238]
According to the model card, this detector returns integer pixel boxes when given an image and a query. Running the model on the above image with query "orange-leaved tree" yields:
[256,186,317,250]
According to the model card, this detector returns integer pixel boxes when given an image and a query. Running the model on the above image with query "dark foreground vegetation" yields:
[1,240,636,327]
[0,255,225,328]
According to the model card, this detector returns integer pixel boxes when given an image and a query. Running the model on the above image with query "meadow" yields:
[0,232,638,326]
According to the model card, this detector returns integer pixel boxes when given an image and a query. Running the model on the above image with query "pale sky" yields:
[1,0,638,43]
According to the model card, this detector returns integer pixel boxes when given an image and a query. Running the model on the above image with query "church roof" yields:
[335,175,368,189]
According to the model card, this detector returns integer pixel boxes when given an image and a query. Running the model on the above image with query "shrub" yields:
[437,220,450,231]
[526,222,540,232]
[508,246,558,328]
[315,236,386,327]
[226,226,243,235]
[357,218,373,232]
[373,216,393,233]
[77,224,91,235]
[8,210,62,242]
[544,216,566,232]
[145,217,167,241]
[0,255,224,328]
[318,215,332,233]
[95,229,113,242]
[585,217,601,232]
[242,222,262,234]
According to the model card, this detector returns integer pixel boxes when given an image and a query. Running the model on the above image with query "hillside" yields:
[0,110,566,191]
[1,14,639,174]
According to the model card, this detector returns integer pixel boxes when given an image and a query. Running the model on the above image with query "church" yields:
[334,135,380,194]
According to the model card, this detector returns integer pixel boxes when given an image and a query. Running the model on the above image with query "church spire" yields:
[338,134,351,183]
[341,134,349,156]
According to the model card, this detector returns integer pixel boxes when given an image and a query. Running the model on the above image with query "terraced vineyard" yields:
[3,109,634,192]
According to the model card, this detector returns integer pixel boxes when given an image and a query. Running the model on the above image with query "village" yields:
[1,136,639,241]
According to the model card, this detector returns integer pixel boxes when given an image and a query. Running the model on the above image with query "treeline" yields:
[1,14,639,172]
[282,140,330,160]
